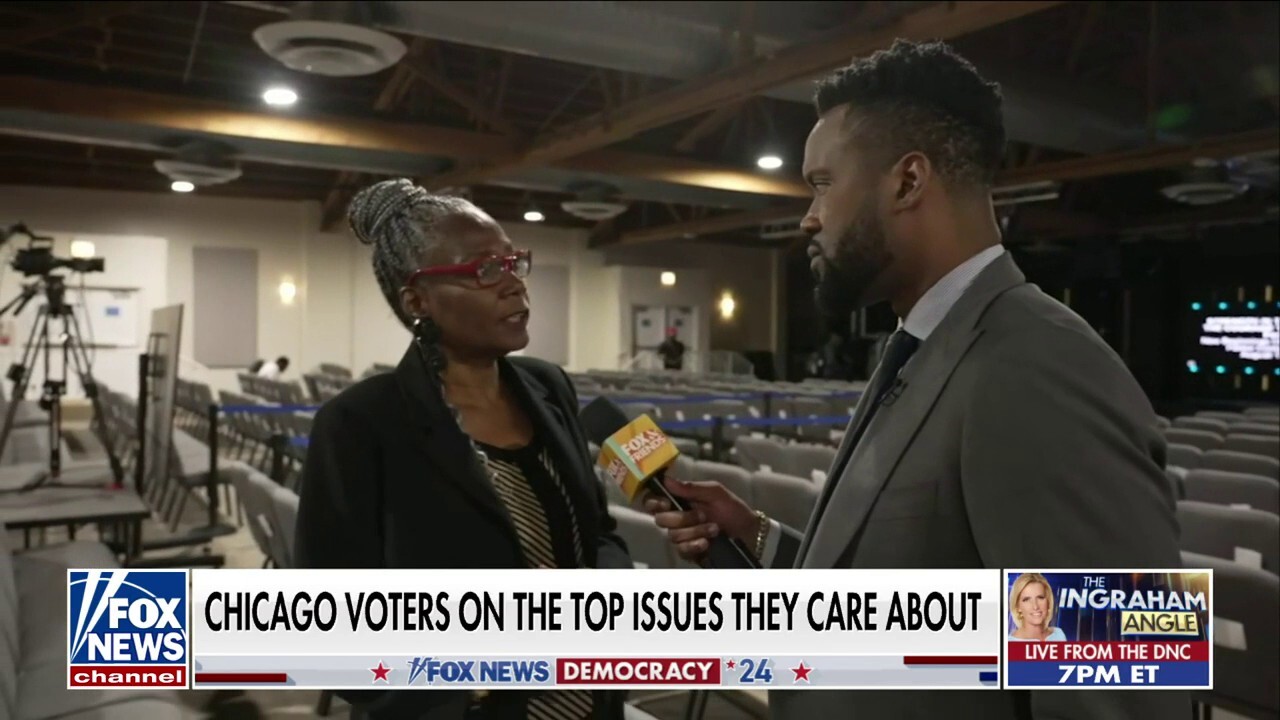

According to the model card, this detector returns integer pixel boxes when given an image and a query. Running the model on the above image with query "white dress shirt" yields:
[757,244,1007,566]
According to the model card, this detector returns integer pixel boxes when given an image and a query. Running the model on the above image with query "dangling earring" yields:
[413,316,446,373]
[413,316,442,342]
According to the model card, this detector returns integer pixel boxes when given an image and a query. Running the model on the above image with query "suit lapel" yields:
[393,344,514,537]
[793,368,879,562]
[800,253,1027,568]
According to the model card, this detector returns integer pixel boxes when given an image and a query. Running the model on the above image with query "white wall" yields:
[0,185,777,401]
[0,232,166,398]
[0,186,311,395]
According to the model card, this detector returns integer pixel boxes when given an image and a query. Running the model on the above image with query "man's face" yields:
[801,107,895,333]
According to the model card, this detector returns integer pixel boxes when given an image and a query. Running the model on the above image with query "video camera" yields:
[1,223,105,277]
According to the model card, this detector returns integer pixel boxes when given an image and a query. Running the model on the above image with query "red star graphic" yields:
[790,661,812,683]
[370,661,392,683]
[725,659,736,669]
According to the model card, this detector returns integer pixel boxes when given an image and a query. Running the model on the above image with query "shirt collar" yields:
[902,244,1006,341]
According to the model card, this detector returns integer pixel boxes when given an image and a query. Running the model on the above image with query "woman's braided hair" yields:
[347,178,494,476]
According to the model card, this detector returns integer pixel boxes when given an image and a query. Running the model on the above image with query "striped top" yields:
[480,439,591,719]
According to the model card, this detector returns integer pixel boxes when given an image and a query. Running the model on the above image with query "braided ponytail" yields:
[349,178,494,479]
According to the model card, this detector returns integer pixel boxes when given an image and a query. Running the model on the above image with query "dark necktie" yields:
[843,329,920,453]
[870,329,921,407]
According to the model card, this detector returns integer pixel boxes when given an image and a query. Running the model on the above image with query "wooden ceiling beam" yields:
[320,55,422,230]
[613,128,1280,246]
[400,40,523,138]
[423,1,1064,189]
[0,75,808,200]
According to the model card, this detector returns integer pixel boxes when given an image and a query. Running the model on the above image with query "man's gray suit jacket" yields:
[768,252,1187,720]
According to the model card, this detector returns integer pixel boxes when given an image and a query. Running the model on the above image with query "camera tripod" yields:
[0,274,124,488]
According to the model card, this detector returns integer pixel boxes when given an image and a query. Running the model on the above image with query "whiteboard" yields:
[10,285,140,349]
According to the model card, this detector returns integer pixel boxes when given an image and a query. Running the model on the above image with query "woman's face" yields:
[403,211,530,359]
[1017,582,1050,629]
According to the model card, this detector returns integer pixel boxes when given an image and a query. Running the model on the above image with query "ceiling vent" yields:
[254,3,406,77]
[154,142,241,186]
[1160,159,1250,206]
[560,182,629,221]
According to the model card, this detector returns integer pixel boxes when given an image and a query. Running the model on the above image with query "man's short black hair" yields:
[814,39,1005,187]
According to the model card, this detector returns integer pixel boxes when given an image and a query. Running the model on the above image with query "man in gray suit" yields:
[647,40,1186,719]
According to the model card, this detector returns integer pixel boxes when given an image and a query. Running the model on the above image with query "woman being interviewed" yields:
[295,178,631,720]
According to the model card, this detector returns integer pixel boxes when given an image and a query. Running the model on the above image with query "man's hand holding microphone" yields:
[580,398,766,569]
[644,479,762,565]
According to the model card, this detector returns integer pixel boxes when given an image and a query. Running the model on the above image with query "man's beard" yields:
[812,200,892,335]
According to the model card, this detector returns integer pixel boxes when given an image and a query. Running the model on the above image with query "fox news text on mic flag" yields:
[184,569,1003,690]
[1003,570,1214,690]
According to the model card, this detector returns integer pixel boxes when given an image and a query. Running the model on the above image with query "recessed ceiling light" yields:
[262,86,298,106]
[660,271,676,287]
[171,180,195,193]
[523,209,545,223]
[756,154,783,170]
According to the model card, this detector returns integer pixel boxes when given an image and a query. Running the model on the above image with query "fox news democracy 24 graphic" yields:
[1003,570,1213,689]
[67,570,190,689]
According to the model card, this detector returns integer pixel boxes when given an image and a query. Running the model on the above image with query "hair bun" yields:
[347,178,426,245]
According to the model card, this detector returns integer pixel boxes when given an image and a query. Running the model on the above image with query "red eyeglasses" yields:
[406,250,532,288]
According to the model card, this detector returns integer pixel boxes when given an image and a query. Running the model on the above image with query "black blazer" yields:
[296,343,632,719]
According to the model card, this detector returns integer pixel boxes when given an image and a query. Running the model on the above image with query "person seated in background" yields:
[256,355,290,379]
[295,178,631,720]
[657,327,686,370]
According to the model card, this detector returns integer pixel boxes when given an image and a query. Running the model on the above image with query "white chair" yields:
[1164,428,1224,452]
[780,444,837,481]
[1230,422,1280,437]
[1180,551,1278,719]
[1166,443,1204,471]
[1202,450,1279,481]
[1176,501,1279,574]
[268,484,300,569]
[1225,435,1279,461]
[1174,416,1230,434]
[1197,411,1248,423]
[1183,470,1279,515]
[733,436,785,473]
[751,471,819,531]
[608,506,675,569]
[694,461,753,505]
[1243,407,1280,418]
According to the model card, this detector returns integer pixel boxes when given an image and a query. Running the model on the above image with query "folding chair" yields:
[1181,551,1278,720]
[1165,443,1204,471]
[1202,450,1279,481]
[751,471,819,531]
[1163,428,1224,452]
[1183,470,1279,515]
[1176,500,1279,574]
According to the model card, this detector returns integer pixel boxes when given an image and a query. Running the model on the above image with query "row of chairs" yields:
[1169,467,1280,516]
[1164,428,1279,460]
[237,373,307,406]
[1167,445,1279,480]
[731,437,837,482]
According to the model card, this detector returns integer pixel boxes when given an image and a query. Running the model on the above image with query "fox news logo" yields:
[67,570,188,689]
[407,657,551,686]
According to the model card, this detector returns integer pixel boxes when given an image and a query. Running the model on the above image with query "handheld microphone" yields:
[579,397,761,569]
